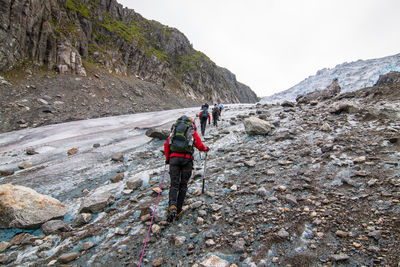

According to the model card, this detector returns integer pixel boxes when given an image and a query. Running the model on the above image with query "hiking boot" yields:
[176,209,184,220]
[167,205,177,222]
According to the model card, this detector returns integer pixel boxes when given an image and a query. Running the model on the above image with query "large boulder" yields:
[0,184,67,229]
[78,184,118,213]
[243,117,272,135]
[145,128,170,140]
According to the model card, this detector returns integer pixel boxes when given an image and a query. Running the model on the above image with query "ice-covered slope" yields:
[261,53,400,103]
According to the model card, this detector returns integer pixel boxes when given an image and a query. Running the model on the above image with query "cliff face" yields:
[0,0,257,103]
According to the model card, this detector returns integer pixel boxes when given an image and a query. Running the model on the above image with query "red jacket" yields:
[164,129,208,160]
[198,112,211,123]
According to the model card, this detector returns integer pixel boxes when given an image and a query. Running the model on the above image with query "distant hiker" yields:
[201,103,209,110]
[218,103,224,118]
[198,104,211,136]
[212,103,220,126]
[164,116,210,222]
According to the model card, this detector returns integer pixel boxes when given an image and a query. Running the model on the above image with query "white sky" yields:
[117,0,400,97]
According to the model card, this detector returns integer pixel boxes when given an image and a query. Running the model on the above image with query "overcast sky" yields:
[117,0,400,97]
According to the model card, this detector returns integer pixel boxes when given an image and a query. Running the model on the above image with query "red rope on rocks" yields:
[138,164,167,267]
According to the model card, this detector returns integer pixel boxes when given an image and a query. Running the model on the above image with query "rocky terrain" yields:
[1,72,400,266]
[261,53,400,104]
[0,0,257,134]
[0,63,202,133]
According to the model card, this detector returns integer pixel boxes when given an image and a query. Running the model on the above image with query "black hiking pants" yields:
[168,157,193,213]
[212,113,219,126]
[200,117,207,136]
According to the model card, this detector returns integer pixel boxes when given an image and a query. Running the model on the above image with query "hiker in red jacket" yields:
[198,105,211,136]
[164,115,210,222]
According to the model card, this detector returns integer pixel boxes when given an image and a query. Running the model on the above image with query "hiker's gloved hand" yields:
[205,147,210,151]
[165,159,169,164]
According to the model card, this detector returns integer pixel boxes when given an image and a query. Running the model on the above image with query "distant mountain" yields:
[261,53,400,103]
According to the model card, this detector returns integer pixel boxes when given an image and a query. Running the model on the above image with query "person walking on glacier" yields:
[198,104,211,136]
[212,103,220,126]
[164,115,210,222]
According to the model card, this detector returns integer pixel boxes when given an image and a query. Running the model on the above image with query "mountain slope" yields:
[261,53,400,103]
[0,0,257,107]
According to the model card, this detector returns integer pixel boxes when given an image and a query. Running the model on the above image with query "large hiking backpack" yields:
[201,106,209,119]
[212,106,219,115]
[169,116,194,154]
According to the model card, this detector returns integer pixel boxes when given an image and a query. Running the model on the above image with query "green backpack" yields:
[169,116,194,154]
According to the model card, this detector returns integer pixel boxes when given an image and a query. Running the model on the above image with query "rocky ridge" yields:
[0,72,400,266]
[261,53,400,104]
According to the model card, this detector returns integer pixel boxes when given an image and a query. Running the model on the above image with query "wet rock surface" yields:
[0,75,400,266]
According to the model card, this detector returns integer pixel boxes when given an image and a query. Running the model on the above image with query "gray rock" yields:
[244,160,256,167]
[0,170,14,176]
[41,220,71,235]
[0,251,18,265]
[200,255,229,267]
[232,238,246,253]
[110,173,124,183]
[205,239,216,246]
[18,161,33,169]
[26,148,39,155]
[0,184,67,229]
[38,241,53,251]
[174,235,186,247]
[196,217,204,225]
[115,227,126,235]
[243,117,272,135]
[285,194,298,205]
[111,152,124,162]
[79,188,115,214]
[151,224,161,235]
[210,204,223,212]
[0,241,9,253]
[330,253,349,261]
[367,179,378,187]
[75,213,92,226]
[268,196,278,202]
[257,187,267,196]
[145,128,170,140]
[368,230,381,240]
[82,241,95,251]
[198,210,207,217]
[0,76,11,86]
[58,252,78,264]
[191,201,203,209]
[281,101,295,107]
[277,229,289,239]
[329,102,358,115]
[126,177,143,190]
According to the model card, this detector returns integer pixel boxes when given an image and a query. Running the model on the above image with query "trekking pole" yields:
[202,151,208,194]
[138,164,167,267]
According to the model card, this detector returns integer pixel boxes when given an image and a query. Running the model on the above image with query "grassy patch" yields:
[100,13,143,44]
[2,60,56,84]
[66,0,91,19]
[174,50,211,75]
